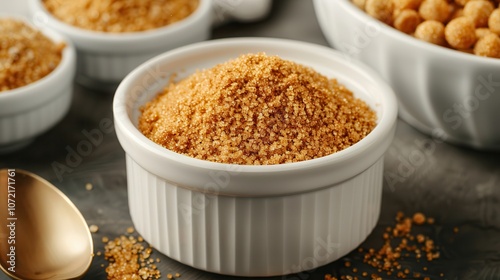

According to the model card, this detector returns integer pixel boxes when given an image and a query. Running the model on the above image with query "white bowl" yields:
[213,0,273,24]
[28,0,273,86]
[113,38,397,277]
[0,16,76,153]
[28,0,212,85]
[314,0,500,150]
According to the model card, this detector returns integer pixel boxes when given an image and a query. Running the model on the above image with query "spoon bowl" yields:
[0,169,93,280]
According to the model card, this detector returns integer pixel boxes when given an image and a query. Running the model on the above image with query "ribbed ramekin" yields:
[314,0,500,150]
[27,0,213,86]
[113,38,397,277]
[0,16,76,154]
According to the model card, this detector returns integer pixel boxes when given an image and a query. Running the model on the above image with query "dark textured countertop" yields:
[1,1,500,279]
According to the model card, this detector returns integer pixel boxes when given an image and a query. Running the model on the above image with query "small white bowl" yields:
[28,0,212,85]
[314,0,500,150]
[213,0,273,24]
[28,0,273,86]
[113,38,397,277]
[0,16,76,154]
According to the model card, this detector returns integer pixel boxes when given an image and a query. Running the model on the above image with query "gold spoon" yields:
[0,169,93,280]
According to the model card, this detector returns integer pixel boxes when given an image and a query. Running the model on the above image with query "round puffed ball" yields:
[394,9,422,34]
[463,0,495,27]
[415,20,447,45]
[489,9,500,35]
[445,17,477,49]
[455,0,472,6]
[419,0,452,23]
[474,33,500,57]
[393,0,423,14]
[450,5,464,20]
[353,0,367,10]
[476,27,495,38]
[365,0,395,24]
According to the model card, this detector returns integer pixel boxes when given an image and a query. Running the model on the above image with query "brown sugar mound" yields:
[139,53,377,165]
[43,0,199,33]
[0,19,64,92]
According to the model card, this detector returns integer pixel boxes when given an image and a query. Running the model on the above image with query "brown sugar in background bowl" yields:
[41,0,199,33]
[28,0,212,85]
[139,53,377,165]
[113,38,398,277]
[28,0,274,87]
[0,18,64,92]
[0,16,76,153]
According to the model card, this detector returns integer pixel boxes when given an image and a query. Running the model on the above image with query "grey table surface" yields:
[1,0,500,279]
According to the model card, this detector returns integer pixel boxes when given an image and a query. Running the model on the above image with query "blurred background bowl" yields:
[314,0,500,150]
[28,0,274,89]
[0,16,76,154]
[28,0,213,88]
[113,37,397,277]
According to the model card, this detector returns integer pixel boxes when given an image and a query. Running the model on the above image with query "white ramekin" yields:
[113,38,397,277]
[213,0,273,24]
[28,0,212,85]
[314,0,500,150]
[28,0,273,86]
[0,16,76,154]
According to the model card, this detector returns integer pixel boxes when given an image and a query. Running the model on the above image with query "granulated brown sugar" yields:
[43,0,199,33]
[139,53,376,165]
[89,224,99,233]
[0,19,64,92]
[95,227,185,279]
[325,212,446,280]
[102,229,162,279]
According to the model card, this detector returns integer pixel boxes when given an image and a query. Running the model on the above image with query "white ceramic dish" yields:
[28,0,273,86]
[213,0,273,24]
[28,0,212,86]
[0,16,76,154]
[113,38,397,276]
[314,0,500,150]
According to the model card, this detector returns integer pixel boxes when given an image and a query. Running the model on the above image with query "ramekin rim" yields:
[113,37,398,173]
[29,0,212,42]
[0,15,76,102]
[335,0,500,66]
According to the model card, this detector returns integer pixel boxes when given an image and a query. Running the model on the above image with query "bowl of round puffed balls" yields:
[314,0,500,150]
